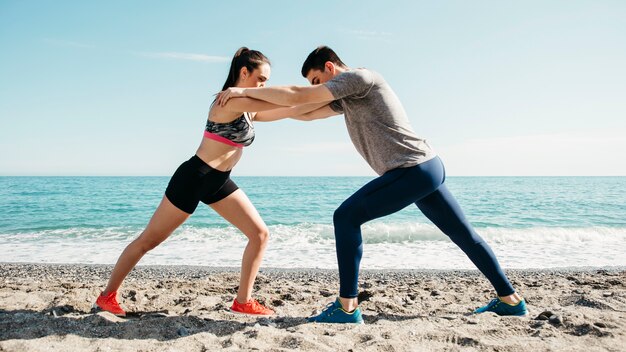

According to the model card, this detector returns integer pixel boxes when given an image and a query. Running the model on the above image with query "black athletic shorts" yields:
[164,155,239,214]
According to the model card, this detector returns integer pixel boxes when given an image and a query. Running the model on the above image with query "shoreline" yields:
[3,261,626,273]
[2,263,625,351]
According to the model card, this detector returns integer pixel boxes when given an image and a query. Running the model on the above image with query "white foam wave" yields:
[2,223,625,269]
[4,223,626,244]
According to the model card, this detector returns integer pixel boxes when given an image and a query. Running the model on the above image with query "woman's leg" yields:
[102,195,190,295]
[209,189,269,303]
[415,184,516,297]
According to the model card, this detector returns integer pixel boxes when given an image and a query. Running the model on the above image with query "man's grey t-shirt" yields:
[325,68,436,175]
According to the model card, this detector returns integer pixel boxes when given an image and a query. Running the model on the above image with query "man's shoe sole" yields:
[307,319,365,325]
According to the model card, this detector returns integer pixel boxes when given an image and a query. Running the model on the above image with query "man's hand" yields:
[216,87,246,106]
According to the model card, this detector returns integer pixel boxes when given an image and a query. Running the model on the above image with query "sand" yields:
[1,263,624,351]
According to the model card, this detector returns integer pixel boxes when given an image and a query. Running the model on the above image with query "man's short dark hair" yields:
[301,46,347,78]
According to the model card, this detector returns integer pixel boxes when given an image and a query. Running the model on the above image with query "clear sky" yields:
[1,1,625,176]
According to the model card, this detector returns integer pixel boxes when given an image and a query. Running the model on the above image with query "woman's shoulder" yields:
[208,105,244,123]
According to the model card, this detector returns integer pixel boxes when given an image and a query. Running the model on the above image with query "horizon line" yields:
[1,175,624,178]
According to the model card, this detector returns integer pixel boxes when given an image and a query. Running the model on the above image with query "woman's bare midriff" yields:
[195,137,243,172]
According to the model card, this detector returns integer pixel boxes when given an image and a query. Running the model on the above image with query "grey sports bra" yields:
[204,112,255,147]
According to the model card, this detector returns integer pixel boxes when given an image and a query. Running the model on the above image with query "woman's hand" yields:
[216,87,246,106]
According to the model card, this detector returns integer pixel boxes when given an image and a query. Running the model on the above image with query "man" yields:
[217,46,527,324]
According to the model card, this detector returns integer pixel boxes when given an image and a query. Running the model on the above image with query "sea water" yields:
[1,176,624,269]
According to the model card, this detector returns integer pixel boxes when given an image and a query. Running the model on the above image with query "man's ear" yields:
[325,61,335,74]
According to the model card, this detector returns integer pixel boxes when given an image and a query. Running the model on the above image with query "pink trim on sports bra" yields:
[203,131,244,148]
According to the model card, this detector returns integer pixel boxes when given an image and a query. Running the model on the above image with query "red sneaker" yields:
[230,298,274,316]
[93,291,126,317]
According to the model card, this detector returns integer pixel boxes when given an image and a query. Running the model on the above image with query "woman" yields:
[94,47,323,316]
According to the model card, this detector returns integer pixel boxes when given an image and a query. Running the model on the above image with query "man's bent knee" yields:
[333,204,352,224]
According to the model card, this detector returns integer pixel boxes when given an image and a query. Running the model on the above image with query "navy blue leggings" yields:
[333,156,515,298]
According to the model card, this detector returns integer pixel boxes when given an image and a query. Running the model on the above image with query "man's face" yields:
[305,62,336,85]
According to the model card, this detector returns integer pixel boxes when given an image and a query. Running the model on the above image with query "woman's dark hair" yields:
[301,45,346,78]
[221,47,271,91]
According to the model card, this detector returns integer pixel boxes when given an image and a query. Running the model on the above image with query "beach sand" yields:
[1,264,624,351]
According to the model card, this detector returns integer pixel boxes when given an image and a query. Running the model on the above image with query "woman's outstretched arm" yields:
[253,102,330,122]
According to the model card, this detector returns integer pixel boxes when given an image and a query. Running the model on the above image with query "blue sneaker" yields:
[307,298,364,324]
[474,297,528,316]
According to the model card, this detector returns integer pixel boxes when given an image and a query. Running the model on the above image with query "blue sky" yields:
[1,0,625,176]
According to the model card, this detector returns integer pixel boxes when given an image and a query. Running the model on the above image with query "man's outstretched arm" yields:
[216,84,335,107]
[291,104,339,121]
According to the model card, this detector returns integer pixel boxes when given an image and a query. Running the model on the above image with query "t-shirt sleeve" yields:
[329,99,344,113]
[324,69,374,100]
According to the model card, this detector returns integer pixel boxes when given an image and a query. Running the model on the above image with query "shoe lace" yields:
[250,299,268,312]
[318,301,338,318]
[487,298,500,310]
[106,294,121,306]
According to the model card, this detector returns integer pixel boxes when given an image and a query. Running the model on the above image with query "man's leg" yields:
[334,158,445,301]
[415,184,515,296]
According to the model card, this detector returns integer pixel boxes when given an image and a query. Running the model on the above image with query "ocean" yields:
[1,176,624,269]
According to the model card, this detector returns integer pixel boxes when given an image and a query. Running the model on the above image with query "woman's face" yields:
[238,63,270,88]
